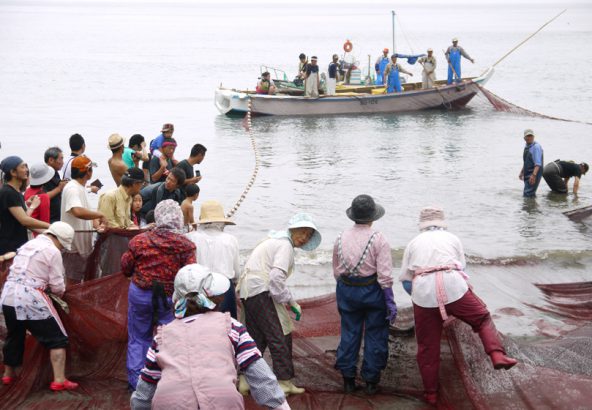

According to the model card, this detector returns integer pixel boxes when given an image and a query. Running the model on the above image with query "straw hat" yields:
[29,162,54,186]
[45,222,75,251]
[419,206,448,230]
[199,200,235,225]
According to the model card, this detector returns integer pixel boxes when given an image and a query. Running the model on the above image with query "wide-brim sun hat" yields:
[288,212,321,251]
[45,221,75,251]
[173,264,230,304]
[29,162,55,186]
[419,206,448,230]
[346,194,385,224]
[199,200,235,225]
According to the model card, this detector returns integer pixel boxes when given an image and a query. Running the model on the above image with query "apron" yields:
[376,57,389,85]
[0,241,67,336]
[387,64,402,93]
[237,239,295,335]
[447,48,461,83]
[413,263,472,327]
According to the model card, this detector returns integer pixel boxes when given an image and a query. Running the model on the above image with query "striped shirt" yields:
[140,316,261,384]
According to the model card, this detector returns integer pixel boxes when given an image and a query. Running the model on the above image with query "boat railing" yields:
[260,65,288,81]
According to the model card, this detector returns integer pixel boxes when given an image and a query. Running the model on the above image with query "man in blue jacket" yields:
[519,129,544,197]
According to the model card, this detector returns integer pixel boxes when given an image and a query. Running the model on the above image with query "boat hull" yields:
[215,68,493,117]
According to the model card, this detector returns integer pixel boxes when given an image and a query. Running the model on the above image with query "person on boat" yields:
[186,200,240,318]
[399,206,517,406]
[542,160,589,194]
[418,48,437,89]
[107,133,128,186]
[304,56,320,98]
[1,222,79,391]
[296,53,308,84]
[445,38,474,84]
[148,137,176,183]
[333,195,396,395]
[256,71,277,95]
[374,48,390,85]
[24,162,55,228]
[0,156,50,254]
[43,146,68,223]
[384,54,413,93]
[237,212,321,396]
[130,264,290,410]
[98,167,145,229]
[61,155,107,257]
[121,199,196,391]
[519,129,544,197]
[327,54,340,95]
[140,166,186,216]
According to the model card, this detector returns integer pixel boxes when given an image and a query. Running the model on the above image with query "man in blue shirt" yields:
[519,129,544,197]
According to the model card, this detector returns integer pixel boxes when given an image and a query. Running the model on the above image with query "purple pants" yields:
[127,282,174,390]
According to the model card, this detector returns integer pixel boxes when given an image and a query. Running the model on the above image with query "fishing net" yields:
[476,84,592,126]
[2,232,592,409]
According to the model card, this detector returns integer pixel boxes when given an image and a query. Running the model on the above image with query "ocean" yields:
[2,0,591,336]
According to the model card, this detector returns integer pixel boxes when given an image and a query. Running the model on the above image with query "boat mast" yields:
[391,10,396,53]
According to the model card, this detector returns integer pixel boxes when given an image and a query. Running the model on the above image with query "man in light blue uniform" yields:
[519,129,544,197]
[384,55,413,93]
[445,38,474,84]
[374,48,390,85]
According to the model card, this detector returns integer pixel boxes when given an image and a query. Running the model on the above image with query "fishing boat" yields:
[214,67,493,116]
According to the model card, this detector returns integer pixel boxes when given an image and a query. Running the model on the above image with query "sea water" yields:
[1,0,591,336]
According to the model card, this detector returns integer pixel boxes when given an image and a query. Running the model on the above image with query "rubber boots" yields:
[238,375,250,395]
[278,379,305,395]
[490,350,518,370]
[343,377,357,394]
[424,392,438,406]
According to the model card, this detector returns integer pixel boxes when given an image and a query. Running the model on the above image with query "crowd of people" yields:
[255,38,475,98]
[0,137,521,407]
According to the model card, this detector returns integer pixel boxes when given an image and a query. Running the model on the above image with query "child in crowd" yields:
[181,184,200,229]
[131,193,145,228]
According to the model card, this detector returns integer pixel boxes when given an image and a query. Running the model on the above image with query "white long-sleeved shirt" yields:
[186,225,240,281]
[399,229,468,308]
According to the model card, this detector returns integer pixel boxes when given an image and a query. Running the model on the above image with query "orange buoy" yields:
[343,40,353,53]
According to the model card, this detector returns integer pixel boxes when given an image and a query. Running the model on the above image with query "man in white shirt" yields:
[185,200,240,318]
[61,155,107,258]
[399,207,517,406]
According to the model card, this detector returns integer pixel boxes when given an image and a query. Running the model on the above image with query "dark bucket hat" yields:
[346,194,385,223]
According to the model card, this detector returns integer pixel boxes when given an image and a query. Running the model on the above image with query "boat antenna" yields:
[391,10,396,53]
[487,9,566,72]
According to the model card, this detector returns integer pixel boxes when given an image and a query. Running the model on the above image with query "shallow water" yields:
[2,1,592,335]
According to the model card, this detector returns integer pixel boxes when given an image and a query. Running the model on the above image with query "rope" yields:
[484,9,566,75]
[226,97,261,218]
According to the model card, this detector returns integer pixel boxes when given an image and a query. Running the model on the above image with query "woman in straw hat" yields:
[185,200,239,318]
[399,206,517,405]
[1,222,79,391]
[237,212,321,396]
[333,194,397,395]
[131,264,290,410]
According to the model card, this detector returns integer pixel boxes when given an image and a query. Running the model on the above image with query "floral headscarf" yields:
[154,199,184,233]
